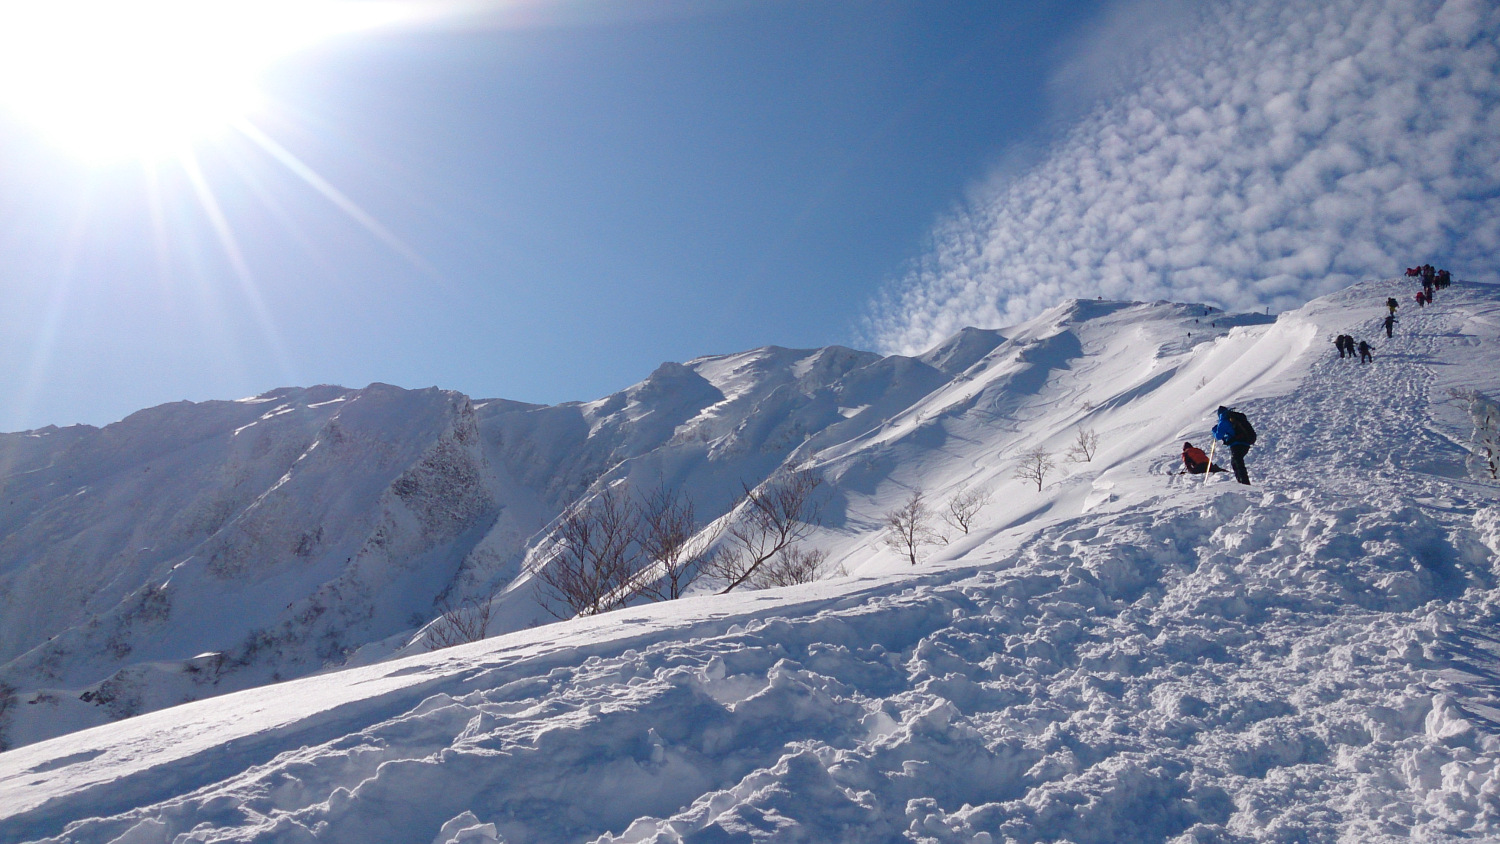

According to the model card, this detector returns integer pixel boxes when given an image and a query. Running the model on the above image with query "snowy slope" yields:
[0,313,1046,745]
[0,338,951,747]
[2,278,1499,842]
[0,384,507,744]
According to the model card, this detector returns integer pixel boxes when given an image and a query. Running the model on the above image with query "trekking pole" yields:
[1204,441,1216,487]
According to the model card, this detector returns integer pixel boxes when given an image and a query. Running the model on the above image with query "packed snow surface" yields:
[3,279,1500,842]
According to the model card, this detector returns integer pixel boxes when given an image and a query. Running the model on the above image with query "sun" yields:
[0,0,411,163]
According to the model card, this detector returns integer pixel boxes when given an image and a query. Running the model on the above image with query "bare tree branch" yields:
[709,469,824,593]
[638,484,720,600]
[529,483,648,618]
[1065,428,1100,463]
[884,489,937,565]
[942,484,992,535]
[748,545,832,588]
[1014,447,1055,492]
[422,597,493,650]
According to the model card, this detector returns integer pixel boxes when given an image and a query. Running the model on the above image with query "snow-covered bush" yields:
[1450,388,1500,480]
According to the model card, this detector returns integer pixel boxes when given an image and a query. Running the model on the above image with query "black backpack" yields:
[1225,409,1257,445]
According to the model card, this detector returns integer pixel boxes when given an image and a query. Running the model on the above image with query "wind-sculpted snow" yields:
[2,280,1499,842]
[5,475,1498,842]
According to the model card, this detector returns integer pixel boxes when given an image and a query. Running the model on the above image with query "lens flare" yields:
[0,0,412,162]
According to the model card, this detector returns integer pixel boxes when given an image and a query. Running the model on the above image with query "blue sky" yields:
[3,0,1497,431]
[0,0,1113,430]
[867,0,1500,353]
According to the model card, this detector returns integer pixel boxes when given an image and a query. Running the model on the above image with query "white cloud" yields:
[864,0,1500,355]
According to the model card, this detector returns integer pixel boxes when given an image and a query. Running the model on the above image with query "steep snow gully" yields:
[4,279,1500,843]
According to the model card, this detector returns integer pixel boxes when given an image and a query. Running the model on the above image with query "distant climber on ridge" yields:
[1384,313,1397,338]
[1386,297,1399,316]
[1181,442,1227,475]
[1358,340,1373,364]
[1212,406,1256,486]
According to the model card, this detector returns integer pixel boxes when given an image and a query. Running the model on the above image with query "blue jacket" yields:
[1213,410,1246,446]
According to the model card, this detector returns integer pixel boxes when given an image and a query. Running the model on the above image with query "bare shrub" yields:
[884,489,938,565]
[423,597,493,650]
[749,546,832,588]
[1014,447,1055,492]
[943,484,992,535]
[1066,428,1100,463]
[638,485,720,600]
[709,469,824,593]
[530,484,648,617]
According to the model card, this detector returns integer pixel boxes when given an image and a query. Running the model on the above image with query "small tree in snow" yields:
[638,485,720,600]
[708,469,824,593]
[942,484,992,535]
[531,484,648,617]
[1014,447,1055,492]
[748,546,833,588]
[884,489,938,565]
[1066,428,1100,463]
[423,597,493,650]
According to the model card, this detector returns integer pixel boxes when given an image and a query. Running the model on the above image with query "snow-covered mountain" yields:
[0,291,1221,748]
[3,278,1500,843]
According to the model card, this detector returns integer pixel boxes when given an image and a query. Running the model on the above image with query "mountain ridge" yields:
[0,283,1486,766]
[4,280,1500,841]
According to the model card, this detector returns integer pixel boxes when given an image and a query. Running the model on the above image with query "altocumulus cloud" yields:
[864,0,1500,354]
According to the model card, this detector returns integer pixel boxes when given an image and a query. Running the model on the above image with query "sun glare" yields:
[0,0,411,162]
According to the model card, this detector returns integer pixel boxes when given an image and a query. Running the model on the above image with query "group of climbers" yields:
[1398,265,1448,310]
[1406,264,1451,298]
[1327,267,1458,367]
[1333,334,1373,363]
[1178,267,1460,487]
[1406,265,1451,309]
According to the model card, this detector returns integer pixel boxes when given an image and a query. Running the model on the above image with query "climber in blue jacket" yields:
[1212,405,1256,486]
